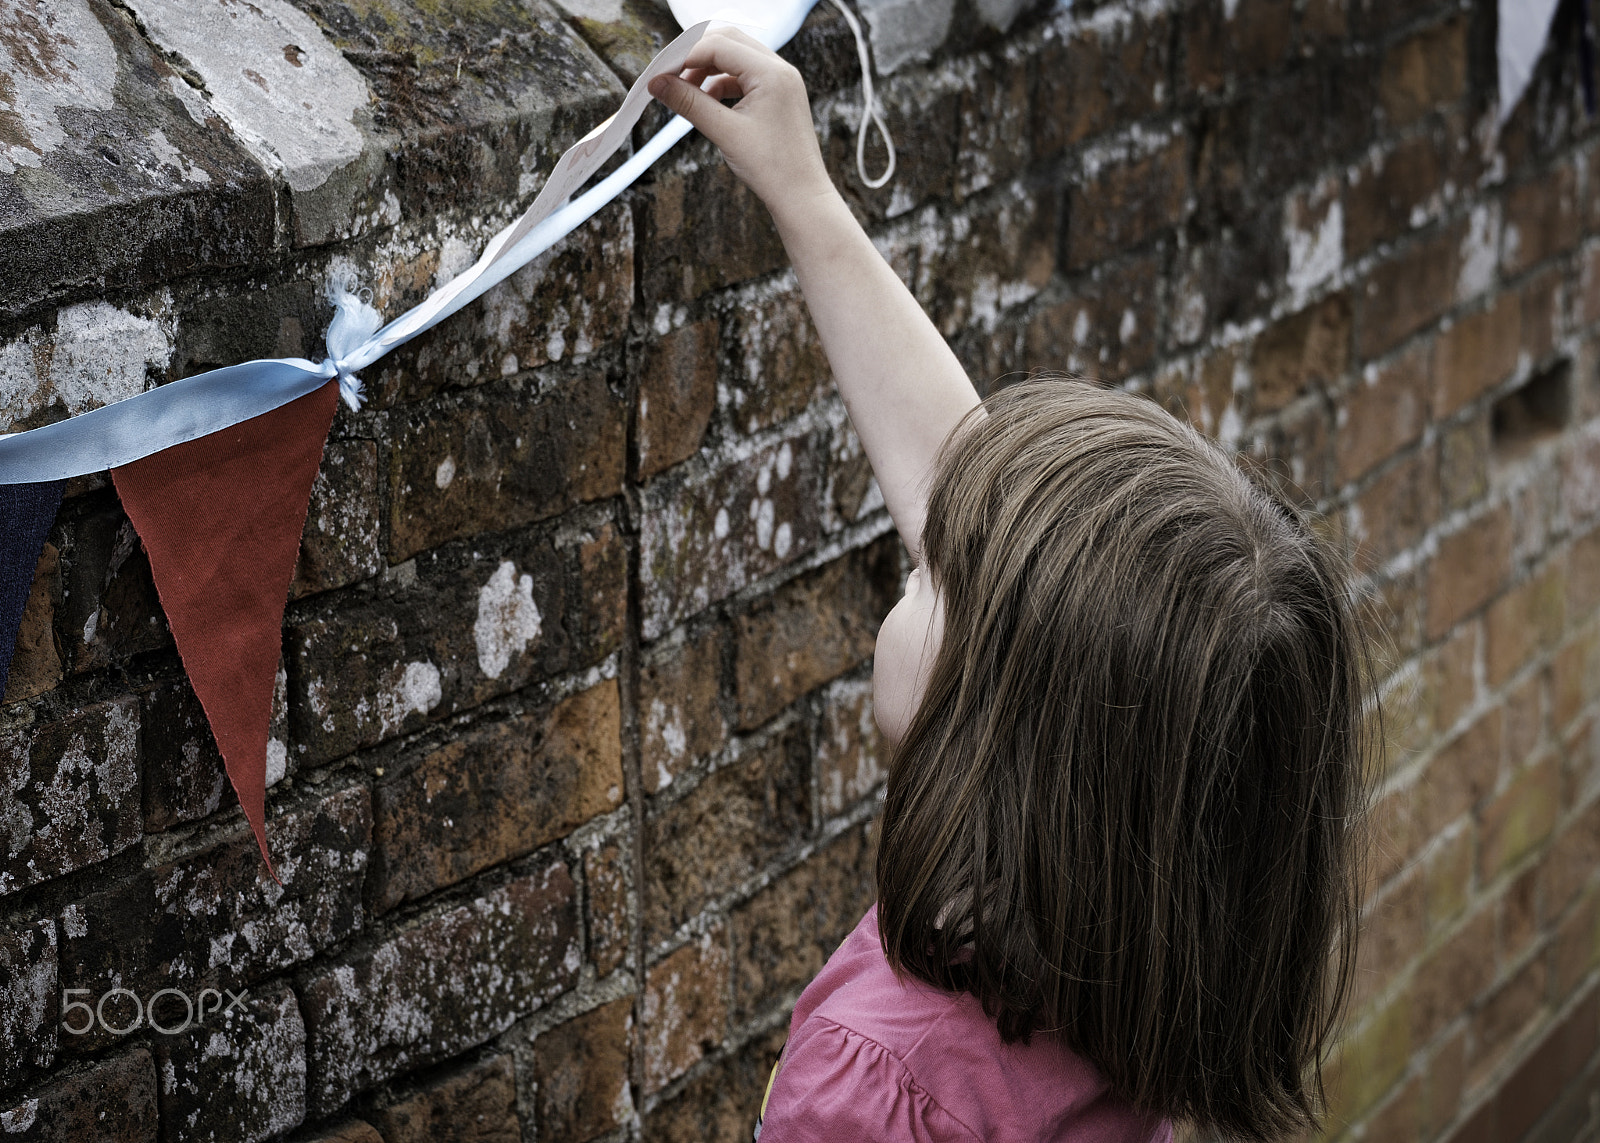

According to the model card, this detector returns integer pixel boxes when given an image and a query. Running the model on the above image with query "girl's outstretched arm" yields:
[649,28,979,561]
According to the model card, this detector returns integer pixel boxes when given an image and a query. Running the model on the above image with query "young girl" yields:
[650,30,1370,1143]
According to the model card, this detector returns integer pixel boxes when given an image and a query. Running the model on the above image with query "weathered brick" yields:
[643,1024,787,1143]
[1439,412,1492,513]
[1488,988,1600,1143]
[1302,0,1348,39]
[817,675,884,818]
[299,1121,385,1143]
[1542,797,1593,922]
[1552,621,1600,732]
[733,538,898,730]
[1485,561,1568,687]
[639,319,719,478]
[1469,957,1548,1086]
[956,53,1031,199]
[1344,127,1460,260]
[58,785,370,1053]
[1360,1076,1422,1143]
[1481,758,1563,877]
[0,1048,157,1142]
[723,280,832,437]
[641,624,726,795]
[289,518,625,763]
[1254,61,1378,200]
[291,439,384,599]
[1504,161,1581,277]
[1191,99,1252,226]
[1024,254,1161,378]
[1552,886,1600,996]
[0,920,55,1087]
[583,834,632,977]
[1569,526,1600,621]
[1250,294,1352,413]
[1519,266,1563,363]
[1242,393,1335,507]
[1354,863,1427,1016]
[1338,343,1431,484]
[1378,16,1469,128]
[1067,136,1189,269]
[2,543,60,704]
[52,506,170,676]
[0,698,139,895]
[731,825,873,1022]
[154,980,305,1143]
[917,183,1058,338]
[370,1054,521,1143]
[1424,1030,1468,1139]
[139,679,229,833]
[641,928,730,1094]
[371,680,622,911]
[1326,992,1412,1121]
[1357,220,1463,358]
[1365,564,1427,661]
[1351,446,1438,575]
[1428,619,1480,736]
[301,860,579,1116]
[368,210,635,407]
[1433,293,1522,418]
[1564,421,1600,527]
[1425,825,1475,932]
[1420,710,1504,842]
[639,144,788,303]
[1411,908,1496,1046]
[821,68,959,217]
[1182,0,1292,93]
[1581,243,1600,327]
[533,998,633,1143]
[639,428,826,640]
[1426,505,1513,639]
[1031,10,1169,157]
[644,727,811,946]
[388,371,626,561]
[1507,677,1545,775]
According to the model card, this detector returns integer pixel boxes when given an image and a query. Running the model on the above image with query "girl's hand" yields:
[647,28,834,218]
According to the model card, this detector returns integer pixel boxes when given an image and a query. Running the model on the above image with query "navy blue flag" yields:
[0,481,65,698]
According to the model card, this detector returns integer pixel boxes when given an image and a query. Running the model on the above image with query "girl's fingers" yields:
[647,73,738,144]
[677,26,779,82]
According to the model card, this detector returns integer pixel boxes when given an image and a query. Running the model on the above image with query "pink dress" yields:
[755,905,1173,1143]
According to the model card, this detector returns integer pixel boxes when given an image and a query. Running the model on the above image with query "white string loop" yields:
[828,0,895,189]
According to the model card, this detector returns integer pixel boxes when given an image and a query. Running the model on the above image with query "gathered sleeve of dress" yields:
[756,1016,980,1143]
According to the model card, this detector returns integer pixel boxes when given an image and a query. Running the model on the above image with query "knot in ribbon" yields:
[322,282,385,410]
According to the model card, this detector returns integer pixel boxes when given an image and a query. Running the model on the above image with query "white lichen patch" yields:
[142,126,211,184]
[368,661,442,737]
[0,0,118,175]
[474,561,542,680]
[0,300,173,430]
[124,0,370,192]
[1457,202,1501,301]
[1285,190,1343,305]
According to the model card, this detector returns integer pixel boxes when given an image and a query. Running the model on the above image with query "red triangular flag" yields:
[113,382,340,879]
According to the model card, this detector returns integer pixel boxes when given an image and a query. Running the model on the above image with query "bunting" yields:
[0,0,885,871]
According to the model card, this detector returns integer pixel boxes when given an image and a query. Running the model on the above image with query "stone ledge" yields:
[0,0,625,330]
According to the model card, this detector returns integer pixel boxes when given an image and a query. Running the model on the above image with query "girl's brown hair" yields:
[876,378,1373,1141]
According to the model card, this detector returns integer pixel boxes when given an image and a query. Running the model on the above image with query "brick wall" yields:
[1,0,1598,1140]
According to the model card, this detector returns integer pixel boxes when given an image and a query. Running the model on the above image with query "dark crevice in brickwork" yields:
[1493,359,1574,458]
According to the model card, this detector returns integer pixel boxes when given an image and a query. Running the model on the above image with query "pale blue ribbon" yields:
[0,0,831,485]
